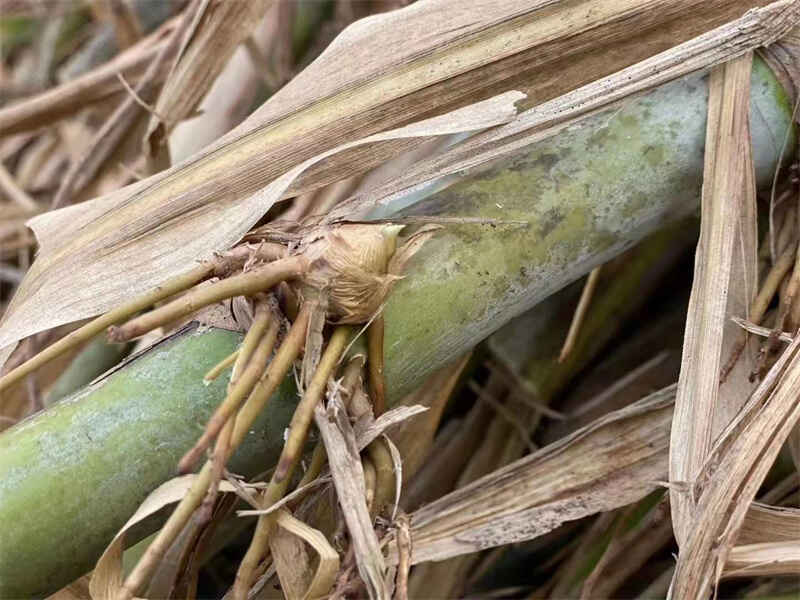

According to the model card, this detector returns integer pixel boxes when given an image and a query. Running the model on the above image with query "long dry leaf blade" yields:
[384,382,800,567]
[0,92,523,370]
[669,330,800,598]
[144,0,274,155]
[669,53,759,546]
[328,1,800,221]
[386,385,677,565]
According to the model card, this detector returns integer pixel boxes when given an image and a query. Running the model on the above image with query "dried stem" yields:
[367,314,387,416]
[232,302,272,380]
[233,479,289,600]
[0,245,286,394]
[109,255,307,342]
[297,441,327,489]
[229,304,311,444]
[120,460,215,600]
[0,163,37,211]
[234,326,351,599]
[121,305,311,599]
[758,238,800,376]
[559,266,601,363]
[722,241,798,380]
[199,417,234,524]
[752,241,798,324]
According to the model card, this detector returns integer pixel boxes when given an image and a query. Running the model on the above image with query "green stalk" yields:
[383,57,793,399]
[0,59,793,598]
[0,326,298,598]
[43,335,131,406]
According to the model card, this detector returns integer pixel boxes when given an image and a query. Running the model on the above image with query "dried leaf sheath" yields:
[669,324,800,597]
[669,54,759,546]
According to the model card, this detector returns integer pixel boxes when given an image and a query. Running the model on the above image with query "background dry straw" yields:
[1,1,800,599]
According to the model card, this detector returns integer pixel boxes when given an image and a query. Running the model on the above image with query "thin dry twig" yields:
[559,266,601,363]
[51,1,200,208]
[0,163,37,211]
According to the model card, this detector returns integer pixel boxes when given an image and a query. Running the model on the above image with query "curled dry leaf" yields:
[144,0,274,156]
[89,475,236,600]
[353,405,430,452]
[269,510,340,600]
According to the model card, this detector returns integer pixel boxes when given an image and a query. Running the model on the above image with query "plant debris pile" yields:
[1,1,800,600]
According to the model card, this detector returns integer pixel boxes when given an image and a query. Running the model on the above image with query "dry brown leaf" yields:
[89,475,235,600]
[0,18,177,136]
[739,502,800,543]
[269,510,340,600]
[669,54,760,545]
[353,405,429,452]
[669,328,800,597]
[144,0,274,156]
[314,391,389,600]
[327,1,800,222]
[386,385,677,565]
[381,378,800,573]
[0,91,523,370]
[722,541,800,578]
